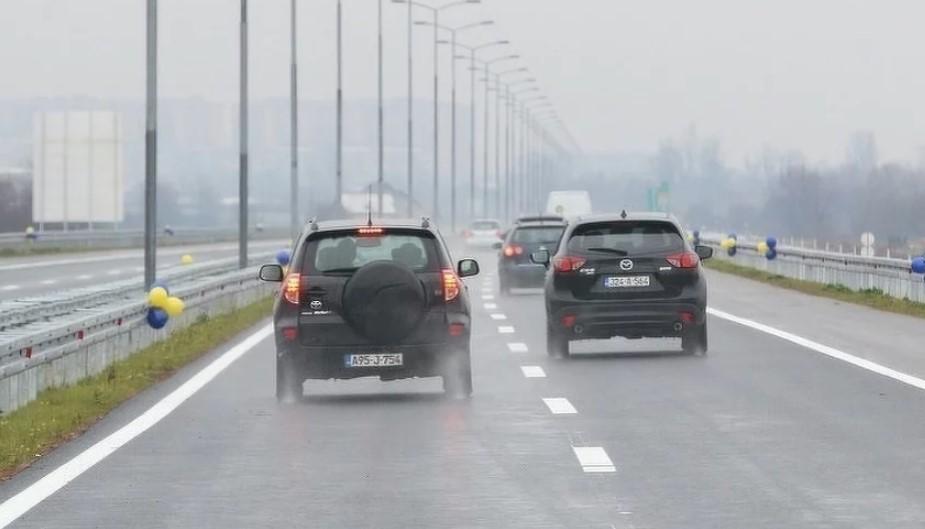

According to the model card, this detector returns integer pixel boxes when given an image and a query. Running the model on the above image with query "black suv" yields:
[259,219,480,401]
[531,212,712,357]
[495,217,567,295]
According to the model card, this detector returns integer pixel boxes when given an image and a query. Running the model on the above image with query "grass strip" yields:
[705,258,925,320]
[0,295,273,479]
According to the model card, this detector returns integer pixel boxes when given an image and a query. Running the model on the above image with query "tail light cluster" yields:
[553,255,587,273]
[502,244,524,258]
[442,268,460,302]
[665,251,700,269]
[283,272,301,305]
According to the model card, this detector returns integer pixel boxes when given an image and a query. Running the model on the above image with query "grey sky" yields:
[2,0,924,165]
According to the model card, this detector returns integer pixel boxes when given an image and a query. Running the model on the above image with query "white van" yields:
[545,191,592,217]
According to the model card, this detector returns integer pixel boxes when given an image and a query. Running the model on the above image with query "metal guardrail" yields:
[701,235,925,303]
[0,226,288,251]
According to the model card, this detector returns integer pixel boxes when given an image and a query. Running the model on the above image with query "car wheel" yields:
[442,349,473,398]
[546,328,570,359]
[682,323,708,356]
[276,356,303,403]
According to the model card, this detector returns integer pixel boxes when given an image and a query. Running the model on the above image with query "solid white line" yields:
[543,397,577,414]
[572,446,616,473]
[39,279,58,285]
[507,342,528,353]
[707,307,925,392]
[0,324,273,528]
[483,303,497,310]
[521,366,546,378]
[490,313,507,320]
[482,295,495,300]
[0,285,20,291]
[498,325,515,334]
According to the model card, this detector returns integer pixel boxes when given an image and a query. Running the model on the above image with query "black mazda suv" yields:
[531,212,712,358]
[258,218,479,401]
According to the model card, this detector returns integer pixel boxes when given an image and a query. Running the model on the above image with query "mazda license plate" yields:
[344,353,404,368]
[603,275,650,288]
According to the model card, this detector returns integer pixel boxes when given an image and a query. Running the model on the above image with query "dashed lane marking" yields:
[490,313,507,320]
[106,269,122,276]
[507,342,528,353]
[498,325,515,334]
[76,274,93,280]
[482,295,495,300]
[39,279,58,285]
[0,285,20,291]
[572,446,616,473]
[521,366,546,378]
[483,303,497,310]
[543,398,577,414]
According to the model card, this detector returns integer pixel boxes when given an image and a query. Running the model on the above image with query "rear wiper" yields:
[584,247,628,256]
[321,267,359,274]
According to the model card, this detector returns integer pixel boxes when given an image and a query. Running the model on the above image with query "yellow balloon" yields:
[181,254,193,265]
[148,287,169,308]
[164,296,185,317]
[757,242,769,255]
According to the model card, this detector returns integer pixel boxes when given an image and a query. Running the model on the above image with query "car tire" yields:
[682,323,708,356]
[546,328,570,359]
[276,356,303,403]
[442,349,473,399]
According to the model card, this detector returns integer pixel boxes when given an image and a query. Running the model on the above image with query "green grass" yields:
[705,258,925,320]
[0,296,273,479]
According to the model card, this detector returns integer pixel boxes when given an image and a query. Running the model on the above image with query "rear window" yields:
[567,221,684,255]
[511,226,565,245]
[471,220,500,230]
[304,229,440,273]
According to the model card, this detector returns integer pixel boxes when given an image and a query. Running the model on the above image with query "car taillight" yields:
[283,272,301,305]
[502,244,523,258]
[463,229,472,238]
[442,268,460,302]
[553,255,586,273]
[666,251,700,268]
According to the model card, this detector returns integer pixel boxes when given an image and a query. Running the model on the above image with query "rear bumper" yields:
[278,341,466,380]
[548,299,705,339]
[499,262,547,287]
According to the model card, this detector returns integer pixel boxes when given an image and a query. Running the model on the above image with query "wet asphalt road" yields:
[3,249,925,528]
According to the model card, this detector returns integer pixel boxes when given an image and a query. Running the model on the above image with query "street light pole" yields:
[336,0,343,205]
[289,0,299,240]
[406,0,414,216]
[377,0,384,216]
[239,0,249,269]
[144,0,157,289]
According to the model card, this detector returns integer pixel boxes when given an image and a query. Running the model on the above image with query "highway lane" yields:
[0,240,289,301]
[3,251,925,527]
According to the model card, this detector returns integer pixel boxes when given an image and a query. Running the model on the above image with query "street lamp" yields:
[474,55,519,217]
[504,80,536,221]
[393,0,481,225]
[487,66,527,217]
[418,20,493,232]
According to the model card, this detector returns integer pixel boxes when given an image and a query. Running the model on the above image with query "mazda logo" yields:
[619,259,634,271]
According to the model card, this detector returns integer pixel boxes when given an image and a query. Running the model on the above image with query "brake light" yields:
[666,251,700,269]
[561,314,576,328]
[357,227,384,236]
[553,255,586,273]
[283,272,301,305]
[282,327,298,341]
[448,323,466,336]
[442,268,460,302]
[502,244,523,258]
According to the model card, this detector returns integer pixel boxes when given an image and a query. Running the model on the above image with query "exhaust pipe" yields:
[673,322,683,333]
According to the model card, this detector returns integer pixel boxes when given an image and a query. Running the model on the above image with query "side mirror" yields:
[457,258,480,278]
[530,249,551,266]
[258,264,284,282]
[695,245,714,261]
[492,241,503,250]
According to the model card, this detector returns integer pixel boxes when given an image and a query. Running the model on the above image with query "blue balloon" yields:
[727,246,737,257]
[146,308,169,329]
[766,236,777,249]
[766,249,778,261]
[911,256,925,274]
[151,280,169,295]
[692,230,700,239]
[728,233,737,241]
[276,249,291,266]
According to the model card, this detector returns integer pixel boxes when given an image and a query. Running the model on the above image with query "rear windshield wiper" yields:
[584,247,628,256]
[321,267,359,274]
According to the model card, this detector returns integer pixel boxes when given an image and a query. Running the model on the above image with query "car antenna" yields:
[366,184,373,227]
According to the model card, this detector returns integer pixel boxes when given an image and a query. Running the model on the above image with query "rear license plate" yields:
[603,275,650,288]
[344,353,404,368]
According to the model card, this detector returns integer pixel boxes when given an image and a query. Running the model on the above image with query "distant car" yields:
[496,217,567,295]
[531,212,712,357]
[463,218,503,249]
[545,190,592,217]
[259,218,480,401]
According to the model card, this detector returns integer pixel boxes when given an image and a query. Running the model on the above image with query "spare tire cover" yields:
[342,261,427,344]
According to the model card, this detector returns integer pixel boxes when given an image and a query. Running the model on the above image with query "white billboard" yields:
[32,111,124,224]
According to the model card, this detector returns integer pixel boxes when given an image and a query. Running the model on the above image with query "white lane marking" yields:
[0,324,273,528]
[483,303,497,310]
[76,274,94,281]
[498,325,515,334]
[543,397,577,414]
[106,269,122,276]
[490,313,507,320]
[39,279,58,285]
[572,446,616,473]
[507,342,528,353]
[0,285,20,291]
[133,266,145,272]
[521,366,546,378]
[482,295,495,300]
[708,307,925,392]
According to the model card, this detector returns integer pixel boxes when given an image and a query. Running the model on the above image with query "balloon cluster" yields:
[912,256,925,276]
[720,234,738,256]
[24,226,38,241]
[180,254,194,265]
[146,283,186,330]
[276,249,291,267]
[756,236,778,260]
[691,230,701,247]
